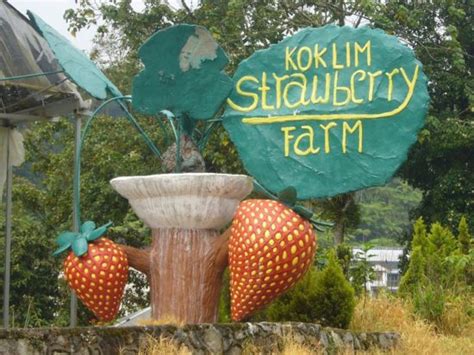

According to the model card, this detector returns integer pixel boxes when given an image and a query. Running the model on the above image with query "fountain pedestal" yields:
[111,173,252,323]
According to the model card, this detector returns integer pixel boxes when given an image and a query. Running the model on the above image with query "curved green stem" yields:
[160,110,179,144]
[158,110,182,173]
[116,100,162,159]
[175,117,182,173]
[74,95,162,226]
[154,116,172,148]
[198,120,220,151]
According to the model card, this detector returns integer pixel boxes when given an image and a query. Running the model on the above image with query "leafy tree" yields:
[0,186,63,327]
[371,0,473,231]
[316,193,361,245]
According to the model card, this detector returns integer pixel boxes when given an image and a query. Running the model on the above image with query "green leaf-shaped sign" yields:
[223,25,429,199]
[132,24,233,119]
[27,12,121,100]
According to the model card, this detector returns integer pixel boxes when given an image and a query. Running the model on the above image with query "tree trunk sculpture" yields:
[111,173,252,323]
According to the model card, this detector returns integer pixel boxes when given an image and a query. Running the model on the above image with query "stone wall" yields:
[0,322,399,354]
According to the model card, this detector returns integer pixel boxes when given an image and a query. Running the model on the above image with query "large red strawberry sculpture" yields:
[53,221,128,322]
[229,199,317,321]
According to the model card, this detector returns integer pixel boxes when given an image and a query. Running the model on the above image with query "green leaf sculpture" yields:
[132,24,233,120]
[27,12,121,99]
[53,221,112,257]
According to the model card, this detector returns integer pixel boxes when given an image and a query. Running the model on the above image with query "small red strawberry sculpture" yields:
[229,199,317,321]
[53,221,128,322]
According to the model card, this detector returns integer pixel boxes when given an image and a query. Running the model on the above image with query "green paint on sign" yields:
[223,25,429,199]
[27,11,122,100]
[132,24,233,120]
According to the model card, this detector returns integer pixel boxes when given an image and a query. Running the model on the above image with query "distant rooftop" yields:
[352,247,404,263]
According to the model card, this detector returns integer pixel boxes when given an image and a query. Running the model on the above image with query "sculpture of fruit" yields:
[54,221,128,321]
[228,199,317,321]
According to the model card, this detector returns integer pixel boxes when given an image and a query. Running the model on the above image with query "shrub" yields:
[252,250,355,328]
[251,267,320,323]
[311,250,356,328]
[399,217,474,333]
[412,282,446,326]
[398,246,426,296]
[218,268,231,323]
[458,216,471,255]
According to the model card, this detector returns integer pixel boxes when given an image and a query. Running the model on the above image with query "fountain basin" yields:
[110,173,253,230]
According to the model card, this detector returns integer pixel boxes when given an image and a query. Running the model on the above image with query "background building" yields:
[352,247,404,296]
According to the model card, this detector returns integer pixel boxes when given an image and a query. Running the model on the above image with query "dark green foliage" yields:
[399,218,473,330]
[306,251,356,328]
[373,1,473,231]
[0,191,61,327]
[218,269,231,323]
[335,243,352,277]
[458,216,472,255]
[251,267,320,324]
[398,246,426,296]
[202,125,245,175]
[254,251,355,329]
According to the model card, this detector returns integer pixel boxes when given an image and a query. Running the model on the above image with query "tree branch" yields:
[118,244,151,276]
[215,227,231,270]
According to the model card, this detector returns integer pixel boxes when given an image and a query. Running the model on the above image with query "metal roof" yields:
[352,247,404,263]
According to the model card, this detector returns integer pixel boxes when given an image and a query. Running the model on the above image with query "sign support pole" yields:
[3,127,13,329]
[70,114,81,327]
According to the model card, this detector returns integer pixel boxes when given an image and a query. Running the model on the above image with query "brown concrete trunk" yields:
[149,228,229,323]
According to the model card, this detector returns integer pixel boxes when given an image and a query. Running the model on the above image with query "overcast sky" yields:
[9,0,147,51]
